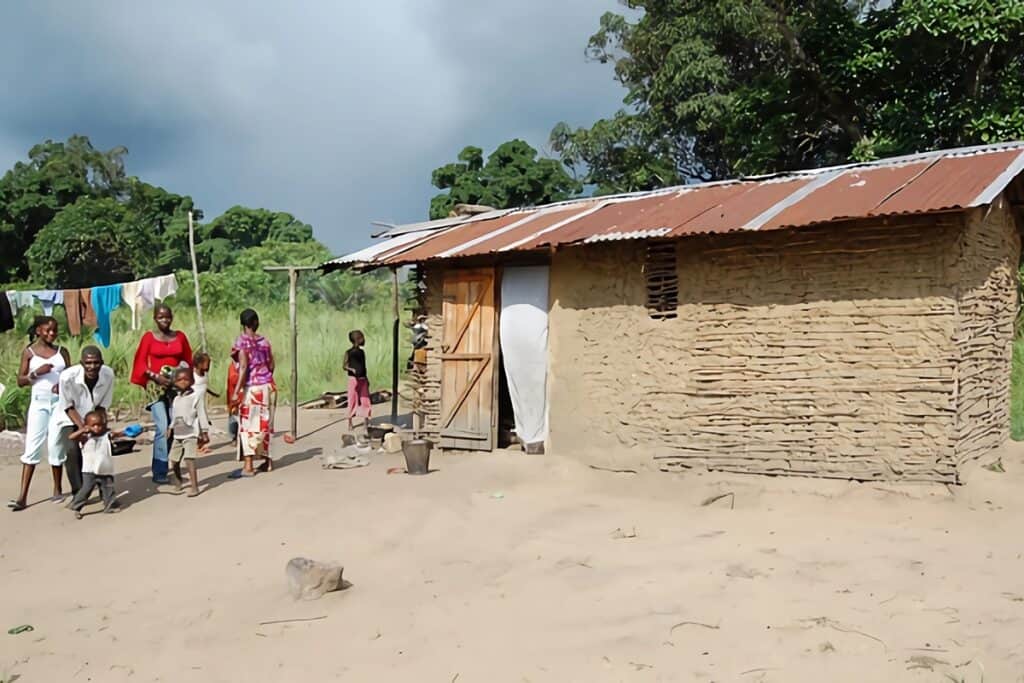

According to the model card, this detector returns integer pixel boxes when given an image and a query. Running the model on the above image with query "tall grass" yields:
[0,301,406,428]
[1011,339,1024,440]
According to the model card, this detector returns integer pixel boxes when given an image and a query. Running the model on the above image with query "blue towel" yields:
[91,284,123,348]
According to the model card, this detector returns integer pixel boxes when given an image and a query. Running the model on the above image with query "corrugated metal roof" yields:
[323,142,1024,270]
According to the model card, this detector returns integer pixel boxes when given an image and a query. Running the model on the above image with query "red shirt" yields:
[131,331,193,387]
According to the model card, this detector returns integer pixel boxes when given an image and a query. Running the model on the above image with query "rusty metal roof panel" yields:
[323,142,1024,270]
[873,149,1024,215]
[382,212,535,265]
[450,205,596,257]
[677,178,815,234]
[763,163,930,229]
[526,195,669,247]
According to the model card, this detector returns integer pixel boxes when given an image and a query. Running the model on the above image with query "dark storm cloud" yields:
[0,1,630,253]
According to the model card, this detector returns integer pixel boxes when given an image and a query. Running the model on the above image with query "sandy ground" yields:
[1,410,1023,682]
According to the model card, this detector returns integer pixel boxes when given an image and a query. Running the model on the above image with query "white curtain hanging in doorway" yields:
[500,266,549,448]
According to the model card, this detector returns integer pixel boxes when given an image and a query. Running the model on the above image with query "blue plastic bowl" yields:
[122,424,143,438]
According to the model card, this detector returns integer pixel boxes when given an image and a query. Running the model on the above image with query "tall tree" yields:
[26,197,160,287]
[0,135,128,281]
[124,178,197,273]
[552,0,1024,194]
[196,206,314,271]
[429,140,582,219]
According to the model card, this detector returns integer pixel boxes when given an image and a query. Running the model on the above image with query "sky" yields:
[0,1,633,255]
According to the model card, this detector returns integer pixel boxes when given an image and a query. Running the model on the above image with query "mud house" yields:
[324,143,1024,483]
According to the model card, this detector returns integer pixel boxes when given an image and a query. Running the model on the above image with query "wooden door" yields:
[440,268,497,450]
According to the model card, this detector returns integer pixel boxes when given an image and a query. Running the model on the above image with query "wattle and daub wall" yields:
[548,198,1020,482]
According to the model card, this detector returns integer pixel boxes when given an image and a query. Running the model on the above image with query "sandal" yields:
[9,500,26,512]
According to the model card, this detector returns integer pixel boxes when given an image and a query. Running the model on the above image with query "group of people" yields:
[8,305,288,517]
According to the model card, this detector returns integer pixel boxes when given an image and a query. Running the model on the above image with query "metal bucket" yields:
[402,439,433,475]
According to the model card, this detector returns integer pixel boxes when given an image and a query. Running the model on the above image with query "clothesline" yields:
[1,274,179,347]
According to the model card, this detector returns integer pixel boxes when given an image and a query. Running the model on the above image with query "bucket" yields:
[402,439,433,475]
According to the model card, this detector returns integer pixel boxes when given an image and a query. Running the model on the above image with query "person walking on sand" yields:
[131,304,193,484]
[169,367,209,497]
[54,346,116,498]
[8,316,71,512]
[231,309,275,476]
[67,410,122,519]
[344,330,371,431]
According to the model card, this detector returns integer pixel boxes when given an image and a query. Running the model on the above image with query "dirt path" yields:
[1,412,1022,682]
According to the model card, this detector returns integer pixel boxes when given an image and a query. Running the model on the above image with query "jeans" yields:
[149,399,171,482]
[21,395,67,466]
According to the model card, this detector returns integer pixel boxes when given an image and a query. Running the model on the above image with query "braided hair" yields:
[27,315,57,343]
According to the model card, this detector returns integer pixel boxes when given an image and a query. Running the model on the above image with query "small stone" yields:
[286,557,345,600]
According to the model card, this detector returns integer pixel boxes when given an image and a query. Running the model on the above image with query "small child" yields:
[169,367,209,497]
[192,351,218,453]
[343,330,371,431]
[226,355,240,442]
[68,410,121,519]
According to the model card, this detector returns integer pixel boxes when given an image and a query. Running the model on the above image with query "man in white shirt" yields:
[57,346,115,495]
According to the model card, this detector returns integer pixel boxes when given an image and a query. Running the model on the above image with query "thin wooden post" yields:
[188,210,207,350]
[263,265,317,440]
[289,268,298,441]
[391,267,400,423]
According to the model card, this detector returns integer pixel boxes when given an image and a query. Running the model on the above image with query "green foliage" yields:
[429,140,582,219]
[26,196,161,287]
[553,0,1024,186]
[551,113,685,195]
[196,206,314,270]
[124,178,196,272]
[0,135,128,282]
[175,240,336,311]
[1013,339,1024,441]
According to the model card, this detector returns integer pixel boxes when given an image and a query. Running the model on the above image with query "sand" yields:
[1,411,1023,682]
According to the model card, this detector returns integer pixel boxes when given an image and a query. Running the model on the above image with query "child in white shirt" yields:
[68,410,121,519]
[192,352,218,454]
[169,367,209,497]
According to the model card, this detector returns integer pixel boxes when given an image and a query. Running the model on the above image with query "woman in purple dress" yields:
[230,309,275,475]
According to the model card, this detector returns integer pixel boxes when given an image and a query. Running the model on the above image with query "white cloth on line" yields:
[153,274,178,302]
[499,266,550,447]
[121,280,144,330]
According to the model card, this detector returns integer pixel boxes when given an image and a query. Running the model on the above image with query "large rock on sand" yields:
[286,557,346,600]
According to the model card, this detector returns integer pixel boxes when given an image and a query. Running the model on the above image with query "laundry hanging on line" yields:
[122,274,179,330]
[91,284,123,348]
[3,274,179,346]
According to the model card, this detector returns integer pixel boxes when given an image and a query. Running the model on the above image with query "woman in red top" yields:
[131,304,193,484]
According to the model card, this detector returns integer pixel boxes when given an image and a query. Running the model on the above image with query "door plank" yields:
[441,356,491,429]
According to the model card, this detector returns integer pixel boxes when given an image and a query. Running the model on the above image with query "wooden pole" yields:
[289,268,298,441]
[391,267,399,423]
[188,210,207,350]
[263,265,317,440]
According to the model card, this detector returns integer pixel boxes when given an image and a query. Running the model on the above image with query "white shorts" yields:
[21,396,69,467]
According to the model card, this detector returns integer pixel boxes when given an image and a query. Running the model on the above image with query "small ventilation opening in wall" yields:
[644,241,678,320]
